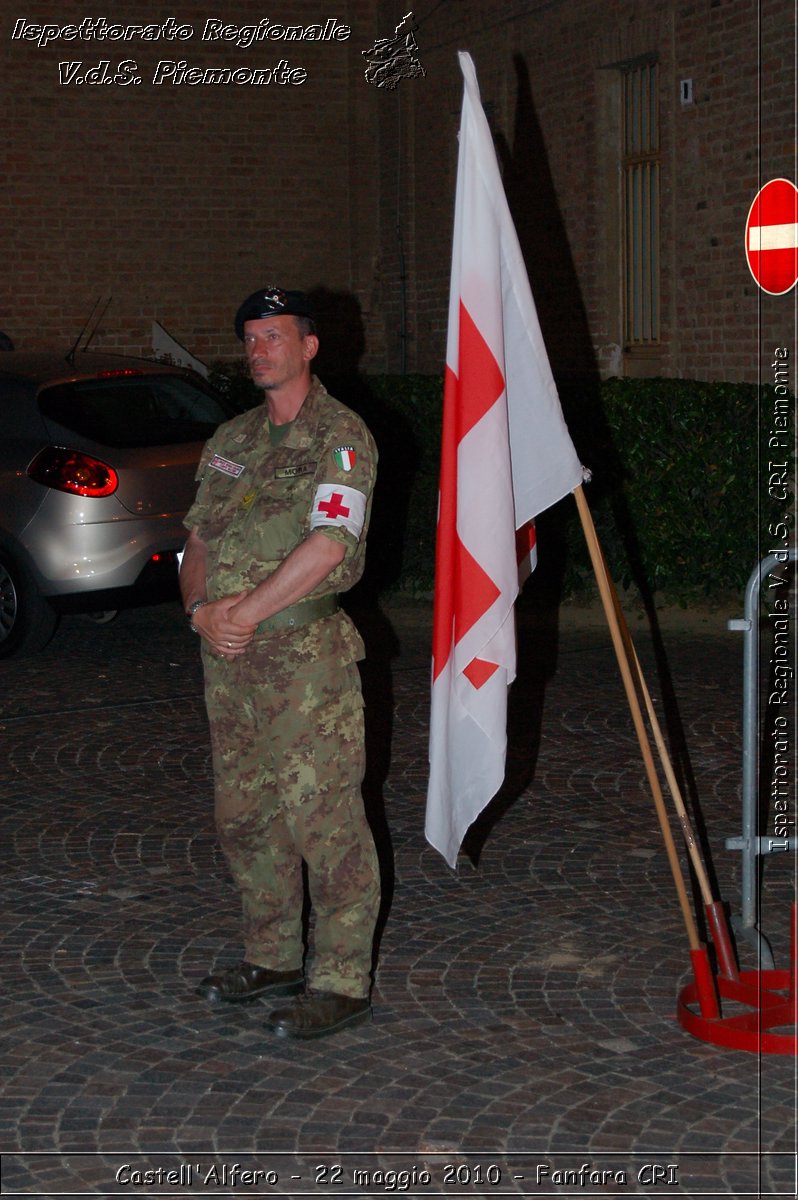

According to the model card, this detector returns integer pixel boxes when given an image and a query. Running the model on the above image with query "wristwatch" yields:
[187,599,207,632]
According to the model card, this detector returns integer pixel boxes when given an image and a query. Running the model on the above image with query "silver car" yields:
[0,351,233,657]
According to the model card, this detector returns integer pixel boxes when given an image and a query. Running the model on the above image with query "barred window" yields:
[622,61,660,347]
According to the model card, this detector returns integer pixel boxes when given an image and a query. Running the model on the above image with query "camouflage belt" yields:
[257,593,339,636]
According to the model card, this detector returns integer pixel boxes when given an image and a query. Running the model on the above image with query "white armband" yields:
[310,483,367,538]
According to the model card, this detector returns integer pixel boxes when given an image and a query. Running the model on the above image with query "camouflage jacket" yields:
[185,376,377,671]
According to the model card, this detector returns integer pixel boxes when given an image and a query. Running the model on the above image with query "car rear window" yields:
[38,373,231,447]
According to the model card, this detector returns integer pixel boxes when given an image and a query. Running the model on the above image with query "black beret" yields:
[234,287,314,340]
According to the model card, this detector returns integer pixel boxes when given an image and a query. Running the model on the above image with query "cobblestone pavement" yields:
[0,598,795,1199]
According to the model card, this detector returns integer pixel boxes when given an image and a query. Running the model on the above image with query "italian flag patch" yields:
[333,446,357,471]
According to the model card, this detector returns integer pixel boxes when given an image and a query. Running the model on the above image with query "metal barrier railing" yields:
[725,548,797,969]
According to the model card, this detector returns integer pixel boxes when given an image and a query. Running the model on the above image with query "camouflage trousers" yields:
[203,651,380,998]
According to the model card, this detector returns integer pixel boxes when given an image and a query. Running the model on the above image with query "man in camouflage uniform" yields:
[180,287,380,1039]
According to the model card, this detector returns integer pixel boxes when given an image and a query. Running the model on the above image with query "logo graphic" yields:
[362,11,426,90]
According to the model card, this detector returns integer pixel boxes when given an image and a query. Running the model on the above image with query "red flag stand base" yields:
[677,905,798,1054]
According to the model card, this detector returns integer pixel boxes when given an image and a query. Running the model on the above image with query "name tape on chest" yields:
[208,453,245,478]
[275,462,316,480]
[310,483,367,539]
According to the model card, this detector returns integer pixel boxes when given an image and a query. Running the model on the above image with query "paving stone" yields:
[0,602,794,1195]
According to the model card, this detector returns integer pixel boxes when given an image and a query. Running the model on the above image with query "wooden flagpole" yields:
[599,565,740,982]
[572,483,733,1014]
[627,635,740,981]
[572,485,700,952]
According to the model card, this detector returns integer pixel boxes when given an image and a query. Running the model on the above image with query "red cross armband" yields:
[310,483,367,539]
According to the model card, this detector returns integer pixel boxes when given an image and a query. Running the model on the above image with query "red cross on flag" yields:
[425,52,584,867]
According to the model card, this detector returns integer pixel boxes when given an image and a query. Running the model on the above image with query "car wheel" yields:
[0,550,58,659]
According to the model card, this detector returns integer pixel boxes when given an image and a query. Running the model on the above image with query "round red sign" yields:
[745,178,798,295]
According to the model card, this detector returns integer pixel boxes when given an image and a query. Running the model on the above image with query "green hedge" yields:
[208,364,792,607]
[564,376,792,605]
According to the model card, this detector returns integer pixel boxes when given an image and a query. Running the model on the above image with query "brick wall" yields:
[4,1,794,383]
[376,0,795,384]
[2,1,385,369]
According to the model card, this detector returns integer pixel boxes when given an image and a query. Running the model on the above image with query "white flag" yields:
[425,51,584,867]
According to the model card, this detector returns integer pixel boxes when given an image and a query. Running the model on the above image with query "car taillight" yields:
[27,447,119,497]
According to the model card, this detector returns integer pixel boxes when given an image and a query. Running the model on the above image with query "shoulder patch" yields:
[333,446,357,472]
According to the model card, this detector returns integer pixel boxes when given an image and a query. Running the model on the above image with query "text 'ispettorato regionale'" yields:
[11,17,353,48]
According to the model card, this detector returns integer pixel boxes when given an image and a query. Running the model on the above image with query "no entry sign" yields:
[745,178,798,295]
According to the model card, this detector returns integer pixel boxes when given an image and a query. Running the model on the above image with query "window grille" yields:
[622,62,660,347]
